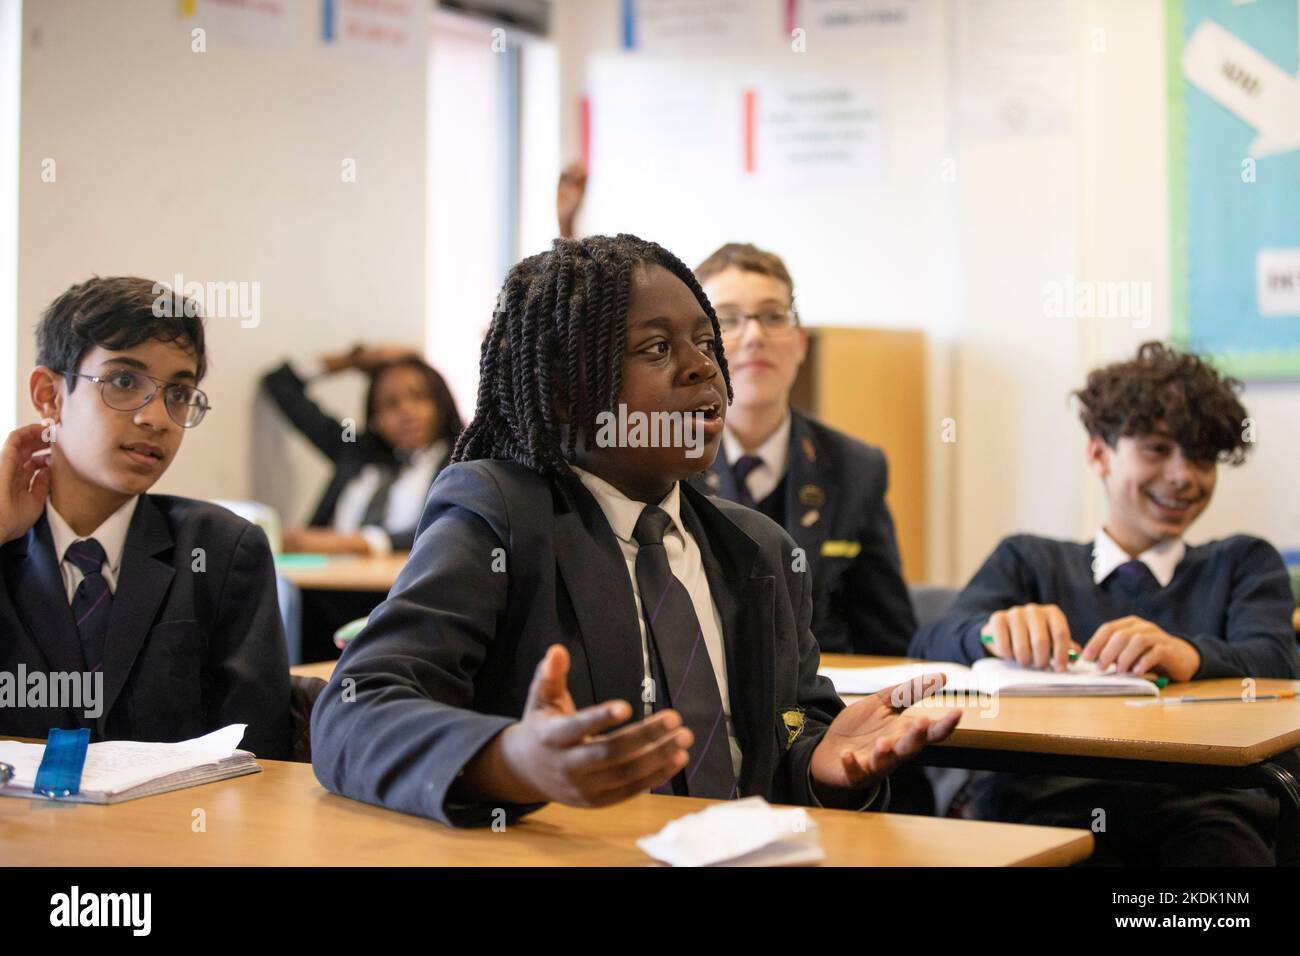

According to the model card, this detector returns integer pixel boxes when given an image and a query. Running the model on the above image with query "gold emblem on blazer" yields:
[821,540,862,559]
[782,709,806,750]
[798,484,826,508]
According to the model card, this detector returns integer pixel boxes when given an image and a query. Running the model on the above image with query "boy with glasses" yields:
[690,244,916,658]
[0,277,290,758]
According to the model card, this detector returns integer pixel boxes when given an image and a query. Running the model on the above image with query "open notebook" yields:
[0,724,259,804]
[820,659,1159,698]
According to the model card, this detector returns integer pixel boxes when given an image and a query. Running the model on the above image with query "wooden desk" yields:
[822,653,1300,865]
[291,661,336,681]
[276,553,409,592]
[0,756,1090,866]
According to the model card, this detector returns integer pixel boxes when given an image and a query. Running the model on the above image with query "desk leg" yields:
[1256,749,1300,867]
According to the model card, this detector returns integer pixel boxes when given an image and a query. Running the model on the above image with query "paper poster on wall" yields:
[177,0,291,49]
[785,0,931,46]
[620,0,760,52]
[1168,0,1300,379]
[742,76,883,189]
[322,0,423,64]
[955,0,1070,138]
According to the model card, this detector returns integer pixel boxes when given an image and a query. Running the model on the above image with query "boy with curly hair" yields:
[911,341,1299,864]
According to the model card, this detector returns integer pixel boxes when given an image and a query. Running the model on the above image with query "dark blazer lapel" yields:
[704,447,738,499]
[679,483,774,797]
[8,517,87,675]
[551,476,645,711]
[785,411,837,565]
[99,496,174,721]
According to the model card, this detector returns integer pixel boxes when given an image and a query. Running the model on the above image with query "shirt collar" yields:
[45,496,140,574]
[570,466,683,545]
[721,408,791,476]
[1092,527,1185,588]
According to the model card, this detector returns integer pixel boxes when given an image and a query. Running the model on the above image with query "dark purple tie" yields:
[1109,559,1159,597]
[633,505,736,800]
[65,538,112,672]
[731,455,763,509]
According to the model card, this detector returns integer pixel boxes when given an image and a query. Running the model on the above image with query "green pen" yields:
[979,632,1169,687]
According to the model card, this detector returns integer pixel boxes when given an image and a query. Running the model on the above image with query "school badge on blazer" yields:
[781,709,806,750]
[798,484,826,508]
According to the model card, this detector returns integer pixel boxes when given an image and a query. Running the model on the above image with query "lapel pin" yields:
[798,484,826,508]
[801,437,816,462]
[800,509,819,527]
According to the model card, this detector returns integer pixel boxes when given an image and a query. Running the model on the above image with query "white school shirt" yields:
[1092,528,1186,588]
[720,410,791,505]
[570,466,742,777]
[45,497,140,602]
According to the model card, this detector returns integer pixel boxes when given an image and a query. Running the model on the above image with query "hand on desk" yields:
[983,603,1200,681]
[809,674,961,808]
[1080,615,1201,682]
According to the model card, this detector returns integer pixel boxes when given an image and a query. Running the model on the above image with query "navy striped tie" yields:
[633,505,736,800]
[731,454,763,509]
[65,538,112,672]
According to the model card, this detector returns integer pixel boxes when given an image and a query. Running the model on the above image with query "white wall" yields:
[0,0,19,435]
[550,0,1300,585]
[15,0,428,523]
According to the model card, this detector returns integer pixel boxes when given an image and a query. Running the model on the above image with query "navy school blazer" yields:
[691,409,917,656]
[310,459,846,826]
[0,495,291,758]
[261,361,451,551]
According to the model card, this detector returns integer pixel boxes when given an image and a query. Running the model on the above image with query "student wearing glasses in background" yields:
[689,244,929,813]
[0,277,291,758]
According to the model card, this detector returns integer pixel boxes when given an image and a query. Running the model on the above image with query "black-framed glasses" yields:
[60,369,211,428]
[715,308,799,337]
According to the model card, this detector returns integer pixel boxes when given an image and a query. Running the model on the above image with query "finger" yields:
[1047,605,1073,672]
[1132,646,1164,677]
[525,644,571,712]
[1082,621,1115,661]
[584,749,690,808]
[566,710,686,770]
[1026,606,1051,670]
[1096,630,1130,670]
[879,672,947,711]
[536,699,632,749]
[1115,632,1153,673]
[927,710,961,741]
[581,726,693,790]
[841,737,896,786]
[1008,607,1032,667]
[984,612,1010,659]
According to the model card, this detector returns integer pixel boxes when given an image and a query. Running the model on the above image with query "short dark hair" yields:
[454,234,732,474]
[36,276,207,390]
[365,356,463,459]
[1074,341,1250,465]
[695,242,796,303]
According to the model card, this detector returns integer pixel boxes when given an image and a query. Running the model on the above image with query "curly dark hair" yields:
[1073,341,1250,465]
[453,234,732,475]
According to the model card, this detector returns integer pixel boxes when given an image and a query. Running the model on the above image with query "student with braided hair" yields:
[311,234,959,826]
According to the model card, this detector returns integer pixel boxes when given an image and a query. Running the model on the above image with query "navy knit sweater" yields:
[910,534,1300,680]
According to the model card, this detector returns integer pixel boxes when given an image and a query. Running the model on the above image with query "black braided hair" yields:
[453,234,733,475]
